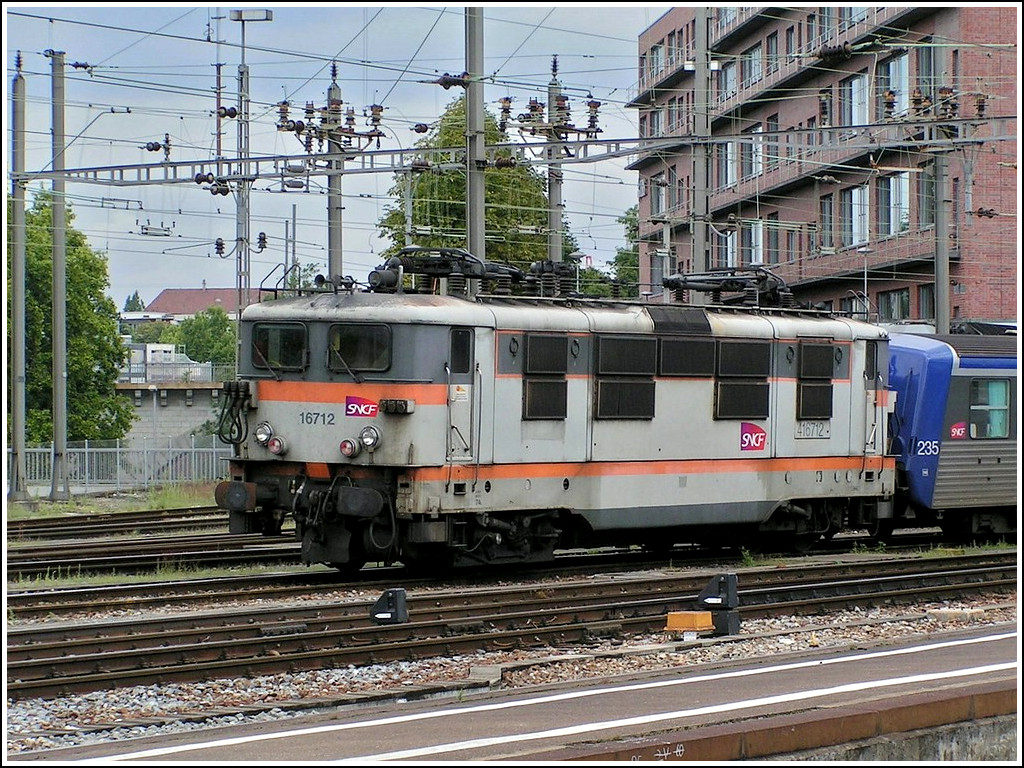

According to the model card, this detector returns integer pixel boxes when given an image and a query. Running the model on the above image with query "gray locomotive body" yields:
[216,275,896,572]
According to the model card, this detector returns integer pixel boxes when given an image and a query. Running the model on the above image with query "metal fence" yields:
[8,435,233,495]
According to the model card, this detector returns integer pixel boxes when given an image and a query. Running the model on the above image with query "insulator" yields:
[975,93,987,118]
[540,271,556,297]
[257,232,267,251]
[492,274,512,296]
[447,273,467,296]
[673,287,688,303]
[554,94,570,125]
[195,172,215,185]
[214,237,225,255]
[494,157,516,169]
[883,90,897,119]
[415,274,432,294]
[218,105,238,119]
[558,272,575,295]
[145,142,162,152]
[437,72,468,89]
[412,123,429,133]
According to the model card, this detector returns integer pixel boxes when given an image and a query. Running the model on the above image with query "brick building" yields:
[628,6,1018,325]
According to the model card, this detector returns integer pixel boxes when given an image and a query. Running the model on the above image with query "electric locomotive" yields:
[887,331,1017,540]
[215,249,897,572]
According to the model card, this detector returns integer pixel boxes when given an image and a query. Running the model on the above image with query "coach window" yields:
[523,333,568,420]
[797,342,834,420]
[969,379,1010,439]
[715,340,770,419]
[252,323,307,370]
[595,335,656,420]
[328,324,391,372]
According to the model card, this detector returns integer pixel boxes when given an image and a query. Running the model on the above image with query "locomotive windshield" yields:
[252,323,306,370]
[328,324,391,372]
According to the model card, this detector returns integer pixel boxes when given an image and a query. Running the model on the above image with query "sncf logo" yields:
[949,421,967,439]
[740,422,767,451]
[345,396,379,417]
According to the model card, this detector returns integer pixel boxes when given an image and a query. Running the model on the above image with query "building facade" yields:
[629,6,1017,324]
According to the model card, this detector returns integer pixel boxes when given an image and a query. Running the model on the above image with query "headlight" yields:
[359,425,382,451]
[254,421,273,446]
[266,436,287,455]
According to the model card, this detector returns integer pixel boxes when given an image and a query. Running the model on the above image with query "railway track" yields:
[6,506,228,539]
[6,551,1016,701]
[5,509,947,581]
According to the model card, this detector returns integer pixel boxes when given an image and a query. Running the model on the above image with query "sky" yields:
[4,3,672,309]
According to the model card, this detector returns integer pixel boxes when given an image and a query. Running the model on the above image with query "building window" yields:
[766,212,780,264]
[651,172,666,216]
[719,61,737,102]
[716,231,737,269]
[741,43,763,88]
[878,53,909,120]
[916,41,937,101]
[839,185,869,247]
[765,32,779,74]
[765,114,779,169]
[785,26,797,61]
[785,229,799,264]
[877,172,910,236]
[839,73,868,128]
[742,220,764,266]
[918,283,935,320]
[819,194,834,250]
[648,107,664,137]
[839,6,869,30]
[918,162,936,227]
[878,288,910,321]
[718,141,737,188]
[648,43,664,81]
[740,124,763,179]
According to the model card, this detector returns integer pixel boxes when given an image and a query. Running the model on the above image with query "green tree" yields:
[607,205,639,297]
[129,321,171,345]
[174,305,235,365]
[7,192,135,442]
[376,95,577,274]
[123,290,145,311]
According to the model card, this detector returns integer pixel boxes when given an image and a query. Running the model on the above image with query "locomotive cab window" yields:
[252,323,307,370]
[449,328,473,375]
[969,379,1010,439]
[328,324,391,372]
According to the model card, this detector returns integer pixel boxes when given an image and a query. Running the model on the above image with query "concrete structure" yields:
[628,6,1017,325]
